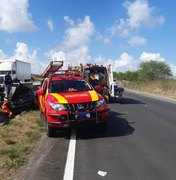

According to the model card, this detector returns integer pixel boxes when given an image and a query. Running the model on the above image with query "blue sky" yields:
[0,0,176,76]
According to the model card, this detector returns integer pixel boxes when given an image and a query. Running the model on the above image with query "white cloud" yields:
[0,42,45,74]
[113,52,139,72]
[110,0,165,37]
[97,34,112,46]
[0,0,37,33]
[64,16,75,26]
[110,18,129,37]
[93,52,176,76]
[94,55,108,65]
[48,51,66,62]
[124,0,165,29]
[46,46,92,69]
[13,42,45,73]
[140,52,166,62]
[66,46,91,65]
[128,36,146,46]
[45,16,94,71]
[103,38,111,45]
[60,16,95,51]
[102,52,175,76]
[0,49,7,59]
[93,53,138,73]
[3,41,175,77]
[47,20,54,31]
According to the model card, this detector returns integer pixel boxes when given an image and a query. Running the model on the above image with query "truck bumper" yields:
[46,108,110,129]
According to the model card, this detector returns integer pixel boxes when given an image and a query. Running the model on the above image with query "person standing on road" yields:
[4,72,13,99]
[0,84,4,104]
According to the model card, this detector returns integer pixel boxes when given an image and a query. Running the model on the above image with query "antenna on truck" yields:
[42,61,63,77]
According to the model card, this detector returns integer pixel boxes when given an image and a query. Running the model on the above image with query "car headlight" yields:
[95,99,106,108]
[49,102,66,111]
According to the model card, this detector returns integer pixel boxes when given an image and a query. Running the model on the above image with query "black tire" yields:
[46,122,57,137]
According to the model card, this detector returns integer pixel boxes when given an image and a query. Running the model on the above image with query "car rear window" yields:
[49,80,92,93]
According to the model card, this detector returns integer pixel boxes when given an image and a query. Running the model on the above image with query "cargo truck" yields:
[0,60,31,85]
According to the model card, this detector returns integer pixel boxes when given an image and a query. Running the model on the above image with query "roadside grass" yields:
[123,79,176,99]
[0,110,45,178]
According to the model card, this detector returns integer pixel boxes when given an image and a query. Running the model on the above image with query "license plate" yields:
[75,113,90,119]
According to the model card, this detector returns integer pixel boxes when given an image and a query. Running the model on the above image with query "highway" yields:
[12,91,176,180]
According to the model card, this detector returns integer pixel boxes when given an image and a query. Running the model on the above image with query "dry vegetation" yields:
[0,110,45,179]
[123,79,176,99]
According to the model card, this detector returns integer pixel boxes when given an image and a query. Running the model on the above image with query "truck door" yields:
[38,79,48,113]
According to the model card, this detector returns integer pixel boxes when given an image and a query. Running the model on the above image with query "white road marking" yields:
[63,129,76,180]
[98,170,107,177]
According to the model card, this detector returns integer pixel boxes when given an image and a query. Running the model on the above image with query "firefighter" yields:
[90,74,99,87]
[99,72,106,86]
[99,72,110,102]
[1,98,13,118]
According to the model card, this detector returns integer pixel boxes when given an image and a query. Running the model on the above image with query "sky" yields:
[0,0,176,76]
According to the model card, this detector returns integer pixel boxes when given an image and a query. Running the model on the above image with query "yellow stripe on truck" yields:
[51,93,68,104]
[89,90,99,101]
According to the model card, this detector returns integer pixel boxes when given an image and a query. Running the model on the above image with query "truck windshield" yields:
[49,80,92,93]
[0,71,11,75]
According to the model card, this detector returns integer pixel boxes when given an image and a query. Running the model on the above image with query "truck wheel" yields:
[97,122,107,132]
[46,122,57,137]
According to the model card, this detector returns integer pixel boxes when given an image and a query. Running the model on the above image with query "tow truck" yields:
[36,61,110,137]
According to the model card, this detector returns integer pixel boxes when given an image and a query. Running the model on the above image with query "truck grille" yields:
[65,102,96,112]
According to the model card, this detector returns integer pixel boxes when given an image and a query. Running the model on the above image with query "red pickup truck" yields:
[36,71,110,137]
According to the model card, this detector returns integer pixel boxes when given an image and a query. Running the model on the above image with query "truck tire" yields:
[46,122,57,137]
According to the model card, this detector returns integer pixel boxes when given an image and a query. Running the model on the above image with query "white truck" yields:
[0,59,31,85]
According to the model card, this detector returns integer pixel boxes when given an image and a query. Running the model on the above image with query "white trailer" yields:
[0,59,31,84]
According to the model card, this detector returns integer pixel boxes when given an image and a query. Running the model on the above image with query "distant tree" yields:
[124,71,139,81]
[113,72,124,80]
[139,61,172,81]
[113,71,139,81]
[113,72,118,79]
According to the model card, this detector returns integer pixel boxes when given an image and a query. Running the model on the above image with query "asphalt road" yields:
[11,91,176,180]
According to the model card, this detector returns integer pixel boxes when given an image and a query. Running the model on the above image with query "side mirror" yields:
[36,89,44,95]
[94,85,102,93]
